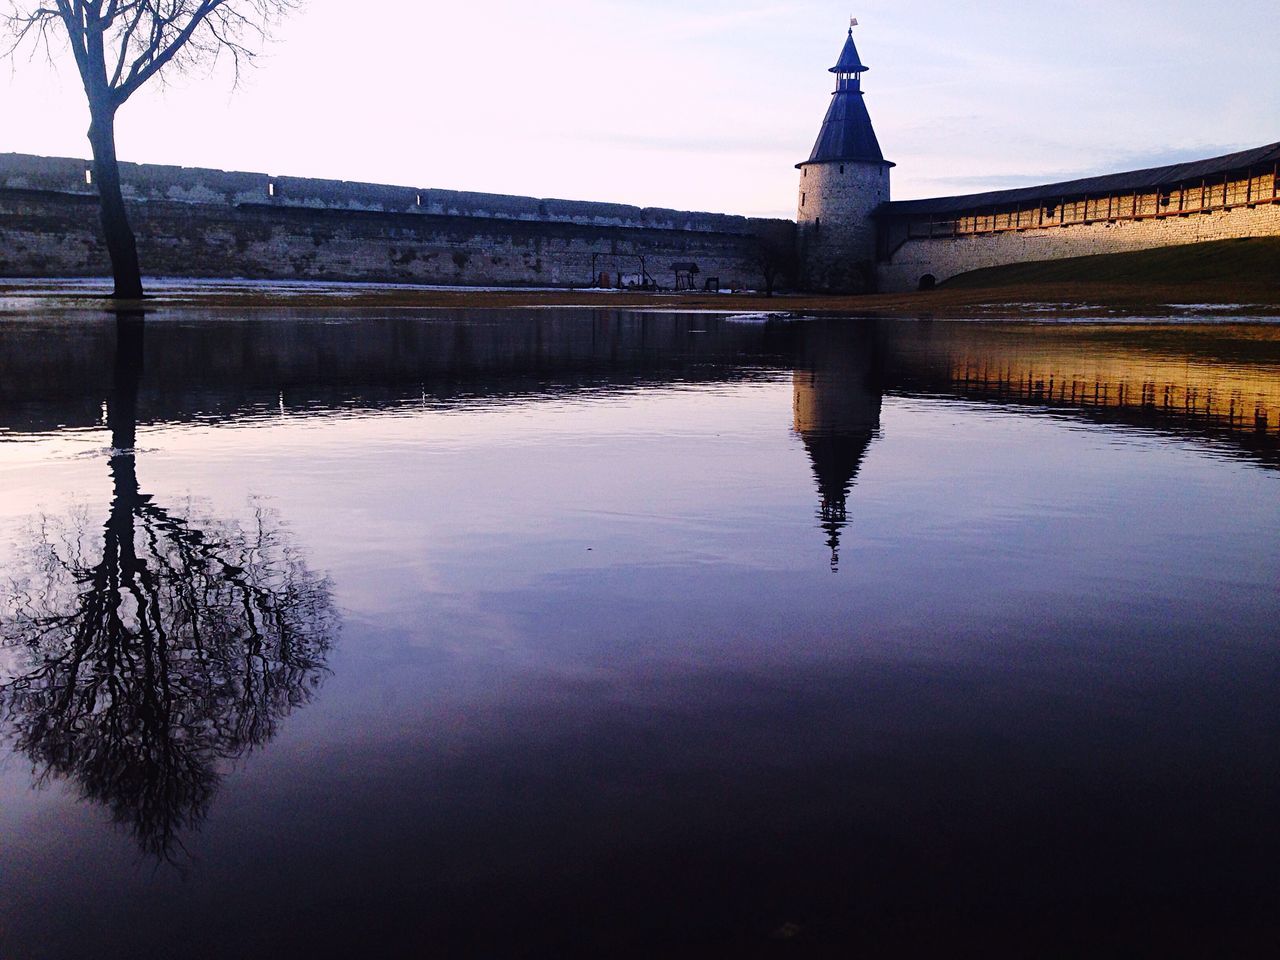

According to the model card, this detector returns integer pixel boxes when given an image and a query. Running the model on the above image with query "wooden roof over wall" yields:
[881,141,1280,219]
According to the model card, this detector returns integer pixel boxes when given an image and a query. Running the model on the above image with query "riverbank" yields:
[4,277,1278,319]
[3,238,1278,318]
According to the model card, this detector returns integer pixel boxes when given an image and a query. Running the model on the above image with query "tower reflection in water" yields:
[792,321,883,572]
[0,315,338,862]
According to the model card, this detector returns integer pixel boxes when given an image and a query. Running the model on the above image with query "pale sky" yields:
[2,0,1278,219]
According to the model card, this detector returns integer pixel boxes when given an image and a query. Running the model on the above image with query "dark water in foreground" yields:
[0,310,1277,958]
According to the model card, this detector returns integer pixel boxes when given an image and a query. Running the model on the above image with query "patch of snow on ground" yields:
[1166,303,1264,311]
[985,302,1108,312]
[723,312,795,324]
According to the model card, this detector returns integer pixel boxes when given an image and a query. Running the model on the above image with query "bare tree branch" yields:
[6,0,297,103]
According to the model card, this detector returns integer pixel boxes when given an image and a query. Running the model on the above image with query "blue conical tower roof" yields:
[800,27,893,167]
[806,92,887,164]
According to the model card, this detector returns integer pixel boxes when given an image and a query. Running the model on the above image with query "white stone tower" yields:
[796,22,894,292]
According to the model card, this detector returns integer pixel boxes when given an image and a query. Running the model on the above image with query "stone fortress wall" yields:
[0,153,793,289]
[876,156,1280,292]
[4,141,1280,294]
[879,201,1280,293]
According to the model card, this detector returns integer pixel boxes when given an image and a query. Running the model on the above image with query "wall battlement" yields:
[0,152,773,237]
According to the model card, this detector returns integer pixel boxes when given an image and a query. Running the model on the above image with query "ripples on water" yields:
[0,310,1277,958]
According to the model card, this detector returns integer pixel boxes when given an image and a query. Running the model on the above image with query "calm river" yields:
[0,310,1277,957]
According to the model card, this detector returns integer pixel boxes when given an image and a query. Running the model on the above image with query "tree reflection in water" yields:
[0,314,338,862]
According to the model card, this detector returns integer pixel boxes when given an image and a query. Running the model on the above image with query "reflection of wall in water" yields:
[792,323,883,571]
[947,356,1279,437]
[879,323,1280,464]
[0,312,790,435]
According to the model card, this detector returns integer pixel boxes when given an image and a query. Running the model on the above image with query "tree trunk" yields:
[88,109,144,300]
[761,263,777,297]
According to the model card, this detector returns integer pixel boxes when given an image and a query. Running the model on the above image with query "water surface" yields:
[1,311,1277,957]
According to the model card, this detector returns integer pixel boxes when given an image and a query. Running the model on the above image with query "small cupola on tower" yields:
[796,20,895,293]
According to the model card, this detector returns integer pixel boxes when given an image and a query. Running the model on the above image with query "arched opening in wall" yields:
[815,217,821,233]
[918,274,937,292]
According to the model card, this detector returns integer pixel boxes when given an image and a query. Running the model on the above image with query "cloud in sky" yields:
[0,0,1277,219]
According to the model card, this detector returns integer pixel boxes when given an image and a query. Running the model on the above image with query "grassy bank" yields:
[944,237,1280,289]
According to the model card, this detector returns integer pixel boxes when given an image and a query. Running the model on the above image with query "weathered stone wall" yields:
[0,191,787,289]
[879,197,1280,292]
[0,153,793,289]
[796,161,889,292]
[11,149,1279,295]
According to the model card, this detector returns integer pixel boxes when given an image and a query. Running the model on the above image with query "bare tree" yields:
[754,224,799,298]
[2,1,299,299]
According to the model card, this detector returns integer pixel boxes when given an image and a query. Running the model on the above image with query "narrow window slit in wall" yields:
[416,194,423,207]
[84,170,93,185]
[268,182,277,198]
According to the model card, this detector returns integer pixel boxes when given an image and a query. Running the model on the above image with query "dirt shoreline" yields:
[3,278,1279,318]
